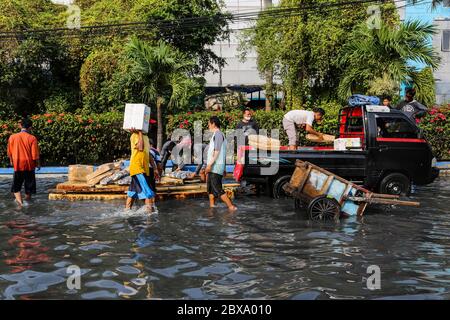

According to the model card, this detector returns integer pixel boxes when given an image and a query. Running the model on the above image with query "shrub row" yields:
[0,112,130,167]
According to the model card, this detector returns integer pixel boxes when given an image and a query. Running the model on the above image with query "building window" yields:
[443,30,450,52]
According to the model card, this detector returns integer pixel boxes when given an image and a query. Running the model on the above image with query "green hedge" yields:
[0,112,130,167]
[168,106,450,160]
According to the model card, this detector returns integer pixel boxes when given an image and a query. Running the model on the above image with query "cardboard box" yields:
[123,103,151,134]
[68,165,94,182]
[334,138,362,151]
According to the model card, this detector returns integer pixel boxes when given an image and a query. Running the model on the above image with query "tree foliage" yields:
[0,0,229,118]
[241,0,400,107]
[338,20,440,103]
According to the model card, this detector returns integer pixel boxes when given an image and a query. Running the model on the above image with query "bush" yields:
[419,105,450,160]
[0,112,130,167]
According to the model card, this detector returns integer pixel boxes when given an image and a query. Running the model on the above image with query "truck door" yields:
[369,113,431,184]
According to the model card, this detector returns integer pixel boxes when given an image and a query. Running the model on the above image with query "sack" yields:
[348,94,380,107]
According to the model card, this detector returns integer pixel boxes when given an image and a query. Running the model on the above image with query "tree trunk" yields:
[156,96,163,151]
[265,71,273,112]
[264,0,273,112]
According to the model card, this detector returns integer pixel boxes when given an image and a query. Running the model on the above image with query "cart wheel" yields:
[308,196,341,221]
[272,175,292,199]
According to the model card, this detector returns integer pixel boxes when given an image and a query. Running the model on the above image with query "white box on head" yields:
[123,103,151,134]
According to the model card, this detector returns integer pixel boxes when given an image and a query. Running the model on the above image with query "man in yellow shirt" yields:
[126,130,155,213]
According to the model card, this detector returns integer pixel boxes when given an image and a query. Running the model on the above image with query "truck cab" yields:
[237,105,439,197]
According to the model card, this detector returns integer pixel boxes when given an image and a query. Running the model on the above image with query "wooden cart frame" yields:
[283,160,420,221]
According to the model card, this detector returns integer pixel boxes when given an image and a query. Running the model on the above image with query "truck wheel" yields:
[379,173,411,196]
[272,175,292,199]
[307,196,341,221]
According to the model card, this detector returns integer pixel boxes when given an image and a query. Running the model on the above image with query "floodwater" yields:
[0,176,449,300]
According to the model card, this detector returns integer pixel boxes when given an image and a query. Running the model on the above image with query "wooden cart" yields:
[283,160,420,221]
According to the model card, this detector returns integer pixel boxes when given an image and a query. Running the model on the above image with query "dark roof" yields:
[205,85,264,95]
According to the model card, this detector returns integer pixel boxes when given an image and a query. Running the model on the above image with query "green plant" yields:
[0,112,131,167]
[119,37,202,150]
[338,20,440,102]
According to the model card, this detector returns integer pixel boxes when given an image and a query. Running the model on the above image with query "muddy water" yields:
[0,176,448,300]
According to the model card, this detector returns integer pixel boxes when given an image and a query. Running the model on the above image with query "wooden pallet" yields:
[49,183,240,201]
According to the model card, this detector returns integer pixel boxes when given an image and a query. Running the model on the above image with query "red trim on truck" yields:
[376,138,427,143]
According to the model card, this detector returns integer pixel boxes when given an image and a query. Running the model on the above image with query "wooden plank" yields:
[347,197,420,207]
[371,193,401,199]
[87,170,115,186]
[56,182,91,190]
[86,163,115,181]
[49,193,127,201]
[49,186,237,201]
[319,176,334,194]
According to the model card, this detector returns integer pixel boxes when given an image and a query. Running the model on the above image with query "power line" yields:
[0,0,418,44]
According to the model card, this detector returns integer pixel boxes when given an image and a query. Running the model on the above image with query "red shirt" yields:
[7,131,40,171]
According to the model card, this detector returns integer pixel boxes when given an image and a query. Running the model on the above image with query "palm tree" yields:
[124,38,201,149]
[338,20,441,101]
[412,0,443,8]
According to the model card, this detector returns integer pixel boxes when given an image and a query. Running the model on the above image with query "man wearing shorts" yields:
[7,118,40,207]
[205,116,237,211]
[283,108,325,150]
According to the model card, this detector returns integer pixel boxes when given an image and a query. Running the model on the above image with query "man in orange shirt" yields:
[7,118,40,207]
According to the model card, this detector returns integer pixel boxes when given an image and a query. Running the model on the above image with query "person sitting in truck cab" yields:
[382,95,393,108]
[283,108,325,150]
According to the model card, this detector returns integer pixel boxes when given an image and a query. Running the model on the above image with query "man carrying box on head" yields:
[126,129,155,213]
[282,108,325,150]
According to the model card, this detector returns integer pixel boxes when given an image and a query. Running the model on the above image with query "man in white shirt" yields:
[283,108,325,150]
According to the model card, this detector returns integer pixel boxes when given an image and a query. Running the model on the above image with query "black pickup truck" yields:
[236,105,439,197]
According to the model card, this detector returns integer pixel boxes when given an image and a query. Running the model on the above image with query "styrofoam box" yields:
[123,104,151,134]
[334,138,362,151]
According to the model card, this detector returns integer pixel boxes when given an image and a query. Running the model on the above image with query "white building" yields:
[204,0,279,88]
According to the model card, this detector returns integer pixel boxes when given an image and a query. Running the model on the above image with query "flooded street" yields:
[0,176,449,300]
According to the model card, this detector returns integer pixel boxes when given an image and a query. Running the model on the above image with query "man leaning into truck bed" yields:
[282,108,326,150]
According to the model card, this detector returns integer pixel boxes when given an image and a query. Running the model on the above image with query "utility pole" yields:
[263,0,273,112]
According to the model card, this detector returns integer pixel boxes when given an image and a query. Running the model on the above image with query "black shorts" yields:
[207,172,225,198]
[11,171,36,194]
